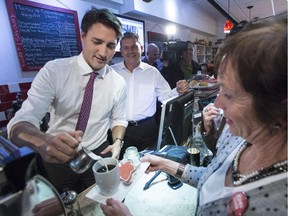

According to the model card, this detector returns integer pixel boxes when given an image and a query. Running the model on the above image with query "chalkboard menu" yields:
[6,0,82,71]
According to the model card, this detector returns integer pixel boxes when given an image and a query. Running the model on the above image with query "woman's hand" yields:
[141,154,179,176]
[100,198,132,216]
[202,103,220,134]
[141,154,164,173]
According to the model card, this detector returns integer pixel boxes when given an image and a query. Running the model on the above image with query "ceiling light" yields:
[224,20,233,33]
[247,5,254,21]
[224,0,234,33]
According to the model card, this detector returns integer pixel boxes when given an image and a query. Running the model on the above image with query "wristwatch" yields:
[115,138,124,148]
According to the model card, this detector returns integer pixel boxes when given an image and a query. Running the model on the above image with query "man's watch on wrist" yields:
[114,138,124,148]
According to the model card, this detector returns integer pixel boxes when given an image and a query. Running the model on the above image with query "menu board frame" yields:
[5,0,82,71]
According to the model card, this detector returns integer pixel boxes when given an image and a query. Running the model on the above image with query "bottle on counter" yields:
[191,96,201,138]
[191,124,213,167]
[193,96,200,113]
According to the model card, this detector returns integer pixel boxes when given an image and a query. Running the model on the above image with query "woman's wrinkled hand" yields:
[100,198,132,216]
[202,103,220,133]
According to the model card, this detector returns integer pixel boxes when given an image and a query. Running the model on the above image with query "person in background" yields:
[162,41,201,89]
[101,14,287,215]
[112,32,189,159]
[199,18,253,154]
[206,61,216,77]
[7,7,127,194]
[200,61,216,77]
[200,16,250,155]
[142,43,163,72]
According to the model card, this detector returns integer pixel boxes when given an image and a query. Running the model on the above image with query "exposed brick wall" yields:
[0,82,31,128]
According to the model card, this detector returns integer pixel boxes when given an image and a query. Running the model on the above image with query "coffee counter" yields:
[78,171,197,216]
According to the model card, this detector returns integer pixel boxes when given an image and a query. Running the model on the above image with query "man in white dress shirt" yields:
[7,7,127,194]
[112,32,188,158]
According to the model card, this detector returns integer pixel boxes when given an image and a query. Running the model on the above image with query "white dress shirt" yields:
[7,53,128,150]
[112,61,178,121]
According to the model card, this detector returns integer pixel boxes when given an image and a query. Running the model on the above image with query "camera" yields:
[160,41,188,64]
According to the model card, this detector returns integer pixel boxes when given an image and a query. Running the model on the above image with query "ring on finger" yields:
[204,108,209,112]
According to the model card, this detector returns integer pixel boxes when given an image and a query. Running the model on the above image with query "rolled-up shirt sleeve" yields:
[155,69,179,103]
[7,66,55,136]
[110,78,128,129]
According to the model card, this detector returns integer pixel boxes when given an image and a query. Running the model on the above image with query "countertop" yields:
[78,171,197,216]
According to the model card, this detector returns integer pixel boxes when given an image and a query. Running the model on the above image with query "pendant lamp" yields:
[223,0,233,33]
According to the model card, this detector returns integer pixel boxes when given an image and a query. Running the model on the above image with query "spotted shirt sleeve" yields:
[181,165,207,187]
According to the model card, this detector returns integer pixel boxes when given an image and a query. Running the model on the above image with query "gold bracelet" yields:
[175,163,185,179]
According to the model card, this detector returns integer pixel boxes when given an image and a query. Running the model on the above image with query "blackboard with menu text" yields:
[6,0,82,71]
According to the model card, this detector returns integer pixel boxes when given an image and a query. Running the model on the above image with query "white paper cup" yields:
[92,158,120,196]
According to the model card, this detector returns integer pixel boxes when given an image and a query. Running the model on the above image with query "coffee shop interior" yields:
[0,0,287,215]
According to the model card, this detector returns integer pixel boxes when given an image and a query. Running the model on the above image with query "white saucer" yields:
[86,162,150,204]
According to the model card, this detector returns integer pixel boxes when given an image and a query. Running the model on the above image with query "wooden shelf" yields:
[194,44,213,64]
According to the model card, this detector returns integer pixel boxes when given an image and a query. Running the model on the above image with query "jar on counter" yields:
[123,146,140,167]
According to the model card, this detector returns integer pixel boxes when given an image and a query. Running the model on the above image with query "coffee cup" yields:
[187,147,200,166]
[92,158,120,196]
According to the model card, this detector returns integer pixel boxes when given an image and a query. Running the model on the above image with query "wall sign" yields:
[6,0,82,71]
